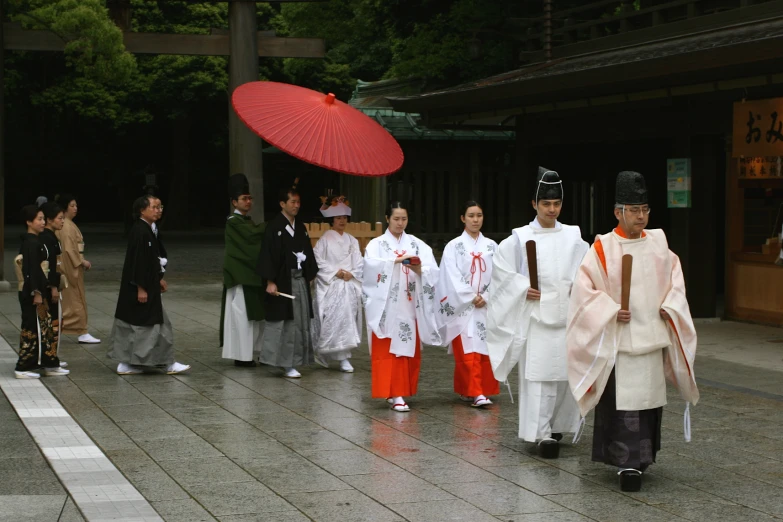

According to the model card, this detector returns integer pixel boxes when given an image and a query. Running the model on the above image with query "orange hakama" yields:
[371,331,422,398]
[452,335,499,397]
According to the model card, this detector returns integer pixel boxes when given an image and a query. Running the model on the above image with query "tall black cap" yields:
[535,166,563,202]
[229,173,251,200]
[615,171,648,205]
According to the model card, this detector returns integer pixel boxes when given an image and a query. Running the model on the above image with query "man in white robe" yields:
[312,196,363,372]
[567,170,699,492]
[488,168,587,458]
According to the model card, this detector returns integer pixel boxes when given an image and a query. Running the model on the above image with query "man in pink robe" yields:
[566,171,699,492]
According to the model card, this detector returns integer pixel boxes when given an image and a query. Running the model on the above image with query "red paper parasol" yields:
[231,81,404,177]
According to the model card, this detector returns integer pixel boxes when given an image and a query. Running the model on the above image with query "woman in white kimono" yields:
[312,196,364,373]
[362,202,440,412]
[437,201,499,407]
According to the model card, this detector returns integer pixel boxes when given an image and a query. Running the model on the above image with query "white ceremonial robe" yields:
[437,231,497,355]
[222,286,262,361]
[312,230,364,360]
[363,230,441,355]
[488,219,588,442]
[567,229,699,416]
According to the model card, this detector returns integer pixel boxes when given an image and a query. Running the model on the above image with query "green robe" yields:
[220,213,266,345]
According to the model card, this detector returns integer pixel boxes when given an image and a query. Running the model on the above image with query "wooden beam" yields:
[2,23,325,58]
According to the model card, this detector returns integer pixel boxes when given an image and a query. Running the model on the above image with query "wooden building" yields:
[389,0,783,321]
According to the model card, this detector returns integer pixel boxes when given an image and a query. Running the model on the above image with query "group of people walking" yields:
[219,168,699,491]
[12,167,698,493]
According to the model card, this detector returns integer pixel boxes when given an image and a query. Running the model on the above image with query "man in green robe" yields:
[220,174,266,367]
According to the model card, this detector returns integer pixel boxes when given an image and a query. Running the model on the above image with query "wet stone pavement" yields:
[1,224,783,521]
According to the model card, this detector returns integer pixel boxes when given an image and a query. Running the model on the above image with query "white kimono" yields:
[488,219,588,442]
[437,231,497,355]
[362,230,441,355]
[567,229,699,416]
[312,230,364,360]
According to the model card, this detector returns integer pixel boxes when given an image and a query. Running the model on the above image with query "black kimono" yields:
[16,233,60,371]
[259,213,318,321]
[108,219,174,367]
[258,212,318,368]
[39,229,63,331]
[115,219,164,326]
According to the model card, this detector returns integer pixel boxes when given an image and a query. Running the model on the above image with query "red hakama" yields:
[371,332,421,398]
[452,335,499,397]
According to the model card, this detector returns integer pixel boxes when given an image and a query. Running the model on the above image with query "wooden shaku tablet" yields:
[621,254,633,311]
[525,240,539,291]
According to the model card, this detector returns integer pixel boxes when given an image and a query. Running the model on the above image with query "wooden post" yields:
[0,0,8,291]
[228,1,264,222]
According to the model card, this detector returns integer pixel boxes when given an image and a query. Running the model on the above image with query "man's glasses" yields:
[622,206,651,216]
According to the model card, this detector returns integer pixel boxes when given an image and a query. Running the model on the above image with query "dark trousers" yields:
[592,370,662,471]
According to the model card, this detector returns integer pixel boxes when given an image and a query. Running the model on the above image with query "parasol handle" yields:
[325,93,336,105]
[526,240,539,291]
[621,254,633,311]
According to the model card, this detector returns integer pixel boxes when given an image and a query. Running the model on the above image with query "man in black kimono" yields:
[107,196,190,375]
[14,205,65,378]
[260,188,318,378]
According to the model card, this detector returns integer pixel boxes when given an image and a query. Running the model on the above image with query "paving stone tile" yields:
[100,404,172,423]
[655,500,777,521]
[396,458,505,485]
[168,406,245,426]
[236,453,354,495]
[498,512,593,522]
[217,512,311,522]
[297,448,402,476]
[186,482,294,517]
[438,441,539,468]
[341,471,457,504]
[150,499,217,521]
[441,480,565,515]
[157,456,254,486]
[135,435,223,461]
[212,398,289,416]
[149,394,218,411]
[485,464,607,495]
[546,491,690,521]
[284,490,405,522]
[0,494,67,522]
[243,411,322,432]
[264,428,357,452]
[115,418,196,441]
[0,457,65,495]
[390,499,500,522]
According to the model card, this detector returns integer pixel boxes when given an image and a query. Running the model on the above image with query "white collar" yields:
[530,217,561,230]
[461,230,483,244]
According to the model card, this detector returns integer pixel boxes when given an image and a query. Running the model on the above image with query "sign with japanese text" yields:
[667,158,691,208]
[732,98,783,157]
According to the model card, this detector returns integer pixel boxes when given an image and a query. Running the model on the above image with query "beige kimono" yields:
[56,218,89,335]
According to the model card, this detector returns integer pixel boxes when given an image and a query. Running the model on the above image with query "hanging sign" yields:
[667,158,691,208]
[732,98,783,158]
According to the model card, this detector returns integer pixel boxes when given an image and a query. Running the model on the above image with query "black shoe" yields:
[537,439,560,459]
[234,360,257,367]
[619,469,642,492]
[551,433,563,442]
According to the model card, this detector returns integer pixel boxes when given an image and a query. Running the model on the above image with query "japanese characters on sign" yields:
[733,98,783,158]
[738,156,783,179]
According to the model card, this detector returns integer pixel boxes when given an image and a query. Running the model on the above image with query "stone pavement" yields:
[1,224,783,521]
